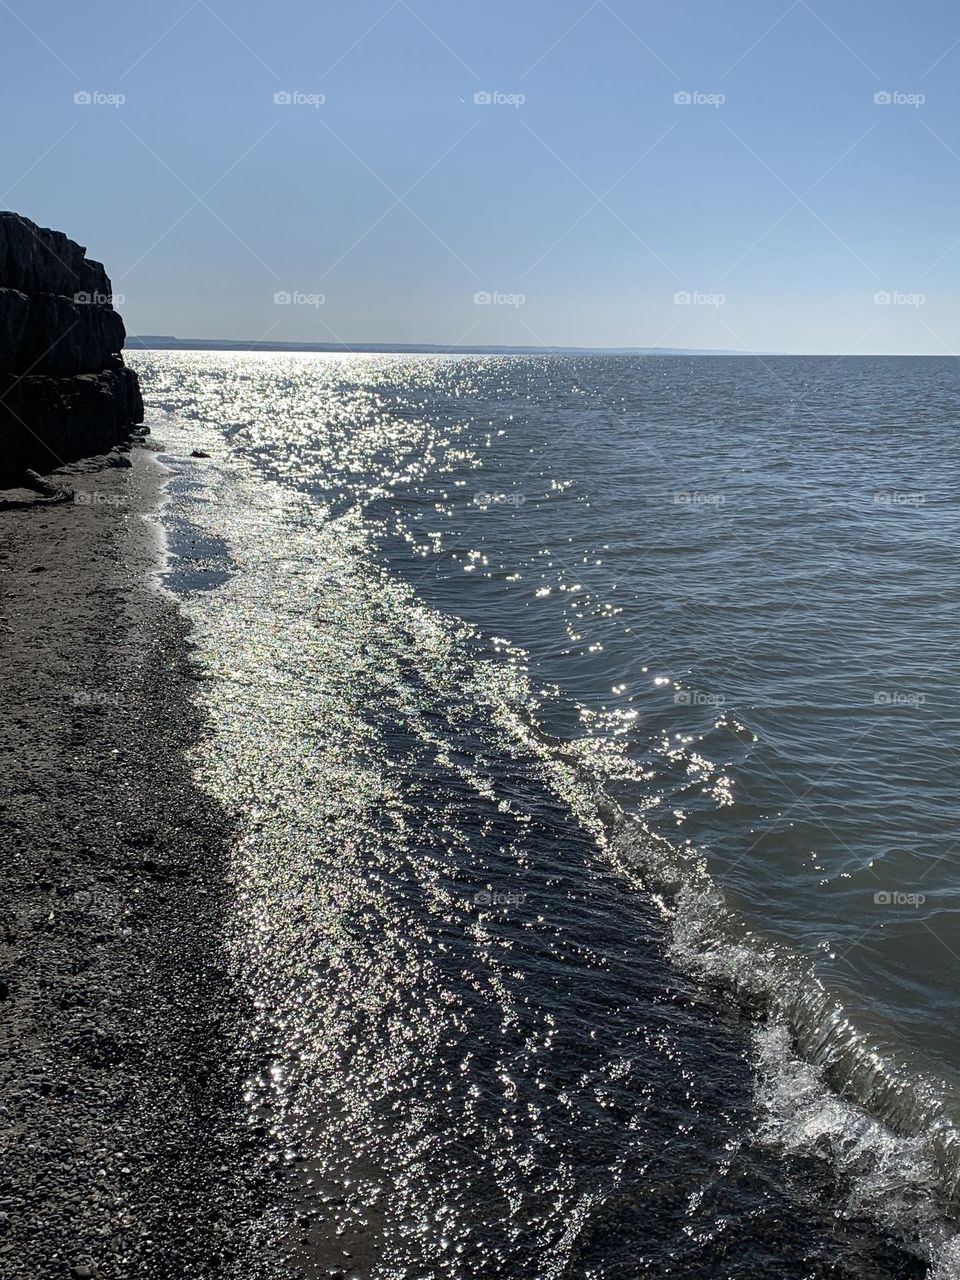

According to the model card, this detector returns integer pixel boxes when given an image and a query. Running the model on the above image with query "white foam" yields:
[755,1019,960,1275]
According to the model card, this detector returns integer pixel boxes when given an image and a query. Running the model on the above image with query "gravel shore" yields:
[0,449,277,1279]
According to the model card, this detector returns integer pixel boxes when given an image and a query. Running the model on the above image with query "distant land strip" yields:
[126,336,764,356]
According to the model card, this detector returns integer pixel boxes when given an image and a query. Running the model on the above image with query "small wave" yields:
[754,1020,959,1274]
[500,707,960,1272]
[620,828,960,1273]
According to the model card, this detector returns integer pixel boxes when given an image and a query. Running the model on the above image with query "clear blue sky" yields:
[3,0,960,353]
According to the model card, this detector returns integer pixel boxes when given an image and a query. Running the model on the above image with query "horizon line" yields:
[124,336,956,358]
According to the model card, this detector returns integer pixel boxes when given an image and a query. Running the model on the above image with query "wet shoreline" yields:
[0,450,275,1279]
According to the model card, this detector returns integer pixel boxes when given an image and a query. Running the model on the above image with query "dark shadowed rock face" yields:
[0,212,144,481]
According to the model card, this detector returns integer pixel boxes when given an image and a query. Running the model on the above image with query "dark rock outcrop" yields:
[0,213,143,481]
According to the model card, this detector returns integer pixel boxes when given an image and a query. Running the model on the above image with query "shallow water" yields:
[134,350,960,1276]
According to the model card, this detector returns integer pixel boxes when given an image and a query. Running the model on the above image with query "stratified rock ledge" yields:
[0,212,144,483]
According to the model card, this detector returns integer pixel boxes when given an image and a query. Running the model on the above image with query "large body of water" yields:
[132,350,960,1278]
